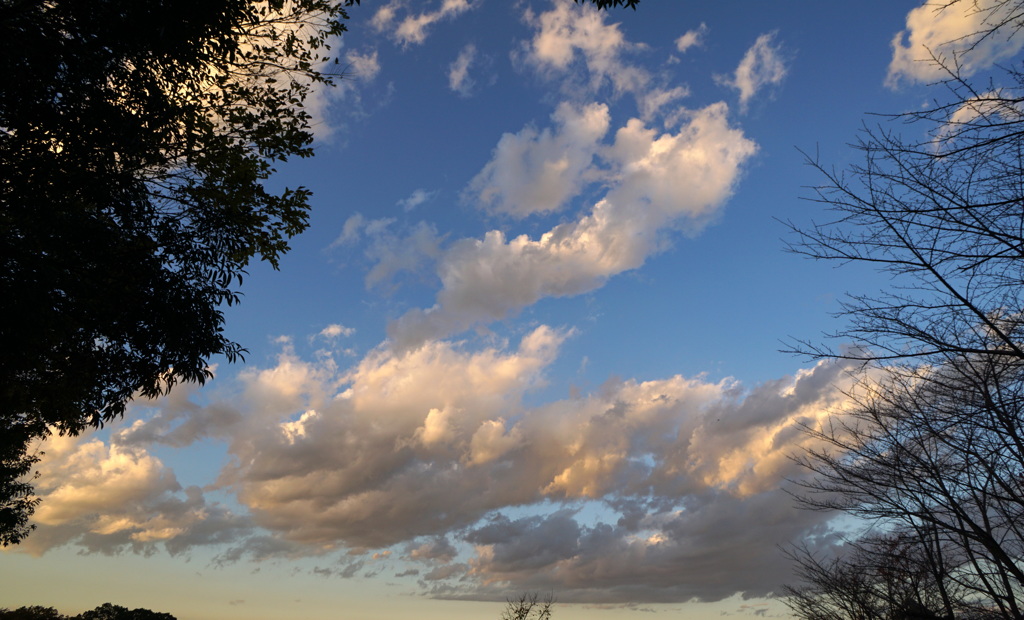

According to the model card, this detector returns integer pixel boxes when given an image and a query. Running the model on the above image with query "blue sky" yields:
[6,1,1023,619]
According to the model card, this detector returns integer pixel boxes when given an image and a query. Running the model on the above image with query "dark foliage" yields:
[576,0,640,8]
[0,0,355,546]
[0,608,66,620]
[0,605,174,620]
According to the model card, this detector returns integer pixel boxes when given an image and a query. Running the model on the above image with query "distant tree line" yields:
[0,604,174,620]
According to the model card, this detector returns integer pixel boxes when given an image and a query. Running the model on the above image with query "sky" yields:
[5,1,1024,619]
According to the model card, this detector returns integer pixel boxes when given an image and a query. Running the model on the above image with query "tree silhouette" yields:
[501,593,555,620]
[0,605,175,620]
[786,1,1024,618]
[0,0,355,546]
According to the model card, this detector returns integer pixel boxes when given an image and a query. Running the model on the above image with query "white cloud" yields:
[346,49,382,82]
[675,23,708,53]
[519,1,650,98]
[465,101,611,217]
[448,44,477,96]
[517,2,696,125]
[20,433,248,556]
[373,0,477,47]
[392,102,756,348]
[936,89,1024,143]
[888,0,1024,87]
[717,32,787,112]
[319,324,356,340]
[397,188,438,212]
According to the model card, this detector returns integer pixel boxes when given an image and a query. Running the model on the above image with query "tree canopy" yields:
[0,604,174,620]
[0,0,354,546]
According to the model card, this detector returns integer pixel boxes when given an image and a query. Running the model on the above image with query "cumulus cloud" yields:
[717,32,787,112]
[448,44,478,96]
[675,23,708,53]
[21,325,865,603]
[372,0,476,47]
[392,102,756,348]
[465,101,610,217]
[519,2,697,126]
[12,2,860,605]
[177,344,855,600]
[888,0,1024,87]
[20,433,249,556]
[519,1,650,99]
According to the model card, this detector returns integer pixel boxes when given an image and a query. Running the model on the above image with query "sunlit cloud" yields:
[391,101,756,349]
[319,324,356,340]
[888,0,1024,87]
[465,101,610,218]
[519,1,650,100]
[20,432,249,557]
[21,338,860,602]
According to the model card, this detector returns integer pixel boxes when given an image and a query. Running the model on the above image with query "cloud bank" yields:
[22,333,860,602]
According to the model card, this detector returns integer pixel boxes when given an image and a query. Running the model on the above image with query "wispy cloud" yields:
[676,23,709,53]
[448,44,478,96]
[372,0,477,47]
[303,48,384,140]
[397,188,438,212]
[717,32,787,112]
